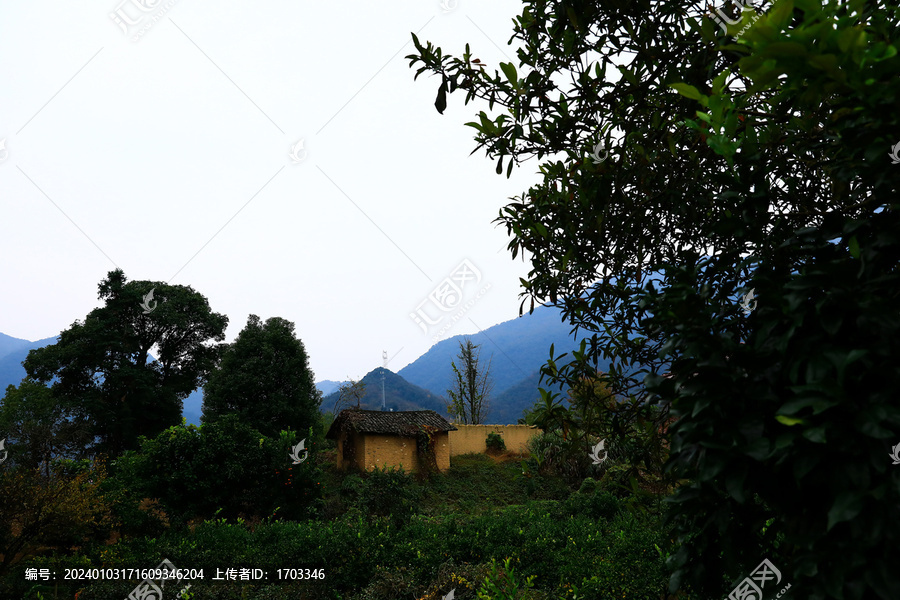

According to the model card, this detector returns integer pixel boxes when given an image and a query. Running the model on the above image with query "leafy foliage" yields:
[0,378,91,471]
[354,465,423,529]
[47,496,672,600]
[476,557,536,600]
[202,314,322,439]
[115,415,323,526]
[23,269,227,457]
[646,207,900,599]
[0,459,113,576]
[407,0,899,597]
[486,432,507,453]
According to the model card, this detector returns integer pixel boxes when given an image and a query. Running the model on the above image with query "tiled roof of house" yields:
[325,409,458,439]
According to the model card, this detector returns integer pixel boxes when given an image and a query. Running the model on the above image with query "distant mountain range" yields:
[313,304,595,423]
[398,303,592,398]
[315,380,345,397]
[489,370,568,424]
[321,367,449,416]
[0,332,59,393]
[0,303,611,426]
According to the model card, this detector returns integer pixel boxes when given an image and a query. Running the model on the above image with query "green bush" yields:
[576,477,598,495]
[103,451,170,538]
[356,465,422,529]
[526,430,591,487]
[111,416,323,525]
[564,489,621,521]
[486,432,507,453]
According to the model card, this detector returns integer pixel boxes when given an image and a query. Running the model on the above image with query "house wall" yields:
[435,431,451,472]
[362,433,418,473]
[337,431,453,473]
[335,430,367,471]
[448,424,540,455]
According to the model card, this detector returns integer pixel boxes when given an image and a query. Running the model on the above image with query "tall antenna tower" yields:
[381,350,387,411]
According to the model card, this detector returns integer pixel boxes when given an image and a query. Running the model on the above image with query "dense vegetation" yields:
[1,422,685,599]
[408,0,899,597]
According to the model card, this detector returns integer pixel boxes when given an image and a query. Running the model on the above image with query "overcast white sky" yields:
[0,0,558,383]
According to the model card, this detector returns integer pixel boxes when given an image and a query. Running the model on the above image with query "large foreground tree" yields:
[201,315,322,438]
[408,0,899,597]
[24,270,228,458]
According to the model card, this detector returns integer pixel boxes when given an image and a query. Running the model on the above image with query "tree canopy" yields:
[23,269,228,458]
[409,0,899,597]
[201,314,322,438]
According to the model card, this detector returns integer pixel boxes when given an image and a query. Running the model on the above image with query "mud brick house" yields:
[326,409,457,473]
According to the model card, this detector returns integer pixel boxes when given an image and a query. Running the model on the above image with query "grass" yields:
[317,449,574,520]
[6,446,683,600]
[419,452,571,516]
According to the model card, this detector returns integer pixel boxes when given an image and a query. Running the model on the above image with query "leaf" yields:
[767,0,795,30]
[775,415,805,426]
[435,76,449,114]
[726,468,747,503]
[827,491,864,531]
[802,426,827,444]
[670,83,703,101]
[712,69,730,95]
[848,235,860,258]
[500,62,518,87]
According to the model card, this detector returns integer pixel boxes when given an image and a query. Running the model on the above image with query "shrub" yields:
[526,430,591,487]
[647,206,900,598]
[356,465,422,529]
[486,432,507,453]
[114,416,323,525]
[564,489,621,521]
[0,459,113,580]
[477,557,536,600]
[6,477,675,599]
[577,477,598,495]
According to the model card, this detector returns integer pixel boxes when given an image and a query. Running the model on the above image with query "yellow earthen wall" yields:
[362,433,417,473]
[339,431,453,473]
[448,424,540,455]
